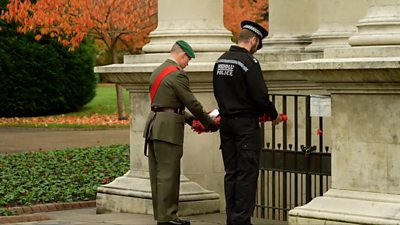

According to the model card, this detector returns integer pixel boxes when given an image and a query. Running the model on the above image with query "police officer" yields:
[144,40,218,225]
[212,21,282,225]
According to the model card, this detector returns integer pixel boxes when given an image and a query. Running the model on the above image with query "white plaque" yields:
[310,95,331,117]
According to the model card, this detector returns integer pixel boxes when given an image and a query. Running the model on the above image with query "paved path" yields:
[0,128,287,225]
[0,127,130,153]
[8,208,287,225]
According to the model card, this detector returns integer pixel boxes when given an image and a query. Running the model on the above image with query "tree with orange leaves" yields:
[224,0,269,40]
[1,0,156,62]
[1,0,157,120]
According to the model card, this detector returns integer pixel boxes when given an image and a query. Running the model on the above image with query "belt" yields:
[151,106,184,115]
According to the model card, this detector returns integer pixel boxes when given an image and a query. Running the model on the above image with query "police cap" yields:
[241,20,268,50]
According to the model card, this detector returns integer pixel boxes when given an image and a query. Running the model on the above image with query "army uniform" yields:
[143,41,215,224]
[212,21,278,225]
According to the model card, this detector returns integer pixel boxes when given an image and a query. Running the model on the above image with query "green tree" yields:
[0,2,96,117]
[2,0,157,120]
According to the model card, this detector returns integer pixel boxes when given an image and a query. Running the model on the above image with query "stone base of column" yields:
[96,173,220,216]
[324,46,400,59]
[123,52,224,64]
[289,189,400,225]
[257,51,323,62]
[142,31,233,53]
[261,36,312,52]
[305,32,353,52]
[258,35,323,62]
[349,27,400,47]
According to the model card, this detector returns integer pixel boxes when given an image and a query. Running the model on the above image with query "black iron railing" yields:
[254,94,332,221]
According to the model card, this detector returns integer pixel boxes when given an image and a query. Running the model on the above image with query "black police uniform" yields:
[213,45,278,225]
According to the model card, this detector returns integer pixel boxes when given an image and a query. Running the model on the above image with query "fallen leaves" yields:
[0,113,130,127]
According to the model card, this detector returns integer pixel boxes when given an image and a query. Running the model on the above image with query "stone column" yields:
[305,0,368,52]
[95,0,230,215]
[325,0,400,58]
[349,0,400,46]
[258,0,320,62]
[260,48,400,225]
[285,62,400,224]
[142,0,232,54]
[276,1,400,221]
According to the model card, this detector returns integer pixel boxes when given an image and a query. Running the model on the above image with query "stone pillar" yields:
[142,0,232,54]
[278,1,400,222]
[325,0,400,58]
[305,0,368,52]
[258,0,320,62]
[287,66,400,223]
[95,0,230,215]
[349,0,400,46]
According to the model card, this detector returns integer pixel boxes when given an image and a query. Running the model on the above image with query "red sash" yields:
[150,66,179,103]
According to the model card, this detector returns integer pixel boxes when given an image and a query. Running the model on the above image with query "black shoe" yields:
[157,218,190,225]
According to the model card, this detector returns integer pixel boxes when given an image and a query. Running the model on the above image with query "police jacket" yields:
[213,45,278,119]
[143,59,214,146]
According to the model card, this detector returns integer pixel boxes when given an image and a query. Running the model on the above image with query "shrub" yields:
[0,27,96,117]
[0,144,130,209]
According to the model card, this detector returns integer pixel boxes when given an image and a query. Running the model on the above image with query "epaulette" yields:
[244,53,259,64]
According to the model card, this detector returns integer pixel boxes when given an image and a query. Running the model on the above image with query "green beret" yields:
[176,40,195,59]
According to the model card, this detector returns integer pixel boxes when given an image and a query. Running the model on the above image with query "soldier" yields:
[143,40,219,225]
[212,21,283,225]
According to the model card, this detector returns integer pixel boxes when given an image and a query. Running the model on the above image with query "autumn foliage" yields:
[1,0,268,55]
[1,0,157,62]
[224,0,269,39]
[0,114,130,127]
[0,0,269,125]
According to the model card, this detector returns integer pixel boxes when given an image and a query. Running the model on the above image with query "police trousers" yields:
[220,116,261,225]
[148,140,183,222]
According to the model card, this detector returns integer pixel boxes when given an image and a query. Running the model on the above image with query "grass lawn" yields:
[69,84,131,116]
[0,84,131,128]
[0,84,132,216]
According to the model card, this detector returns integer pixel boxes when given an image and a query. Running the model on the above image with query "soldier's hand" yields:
[186,116,195,126]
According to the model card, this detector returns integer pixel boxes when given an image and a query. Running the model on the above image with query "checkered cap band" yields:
[243,24,263,38]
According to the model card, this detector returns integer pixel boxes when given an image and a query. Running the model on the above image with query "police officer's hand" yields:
[272,115,282,126]
[207,120,219,132]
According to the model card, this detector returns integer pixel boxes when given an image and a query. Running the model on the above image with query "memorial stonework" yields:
[95,0,400,223]
[261,0,400,224]
[95,0,231,215]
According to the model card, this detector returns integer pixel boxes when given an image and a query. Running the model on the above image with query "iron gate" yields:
[254,94,332,221]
